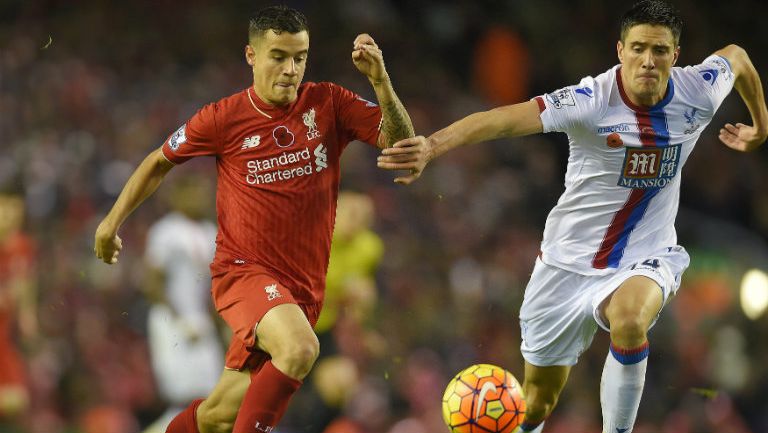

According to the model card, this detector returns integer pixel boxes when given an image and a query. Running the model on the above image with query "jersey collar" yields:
[246,86,297,119]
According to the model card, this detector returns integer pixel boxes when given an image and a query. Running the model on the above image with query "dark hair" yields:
[248,5,308,41]
[620,0,683,44]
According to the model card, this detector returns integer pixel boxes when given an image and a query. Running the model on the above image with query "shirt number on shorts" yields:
[631,258,660,270]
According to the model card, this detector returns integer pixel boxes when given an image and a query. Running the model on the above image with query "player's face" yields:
[617,24,679,106]
[246,30,309,106]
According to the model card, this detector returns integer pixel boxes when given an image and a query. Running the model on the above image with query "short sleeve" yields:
[534,76,600,134]
[330,83,382,146]
[161,103,220,164]
[681,55,735,114]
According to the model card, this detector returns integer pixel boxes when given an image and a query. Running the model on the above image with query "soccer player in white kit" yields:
[142,177,223,433]
[377,1,768,432]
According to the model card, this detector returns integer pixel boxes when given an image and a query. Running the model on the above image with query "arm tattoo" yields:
[378,96,414,148]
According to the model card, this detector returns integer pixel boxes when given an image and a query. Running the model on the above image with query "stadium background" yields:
[2,0,768,432]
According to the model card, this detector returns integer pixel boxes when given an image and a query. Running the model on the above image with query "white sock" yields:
[519,421,545,432]
[600,341,649,433]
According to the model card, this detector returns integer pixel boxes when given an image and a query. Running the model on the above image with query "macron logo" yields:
[242,135,261,150]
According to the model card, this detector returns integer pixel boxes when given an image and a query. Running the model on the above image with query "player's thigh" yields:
[600,275,663,330]
[198,369,250,425]
[596,247,689,330]
[255,303,319,358]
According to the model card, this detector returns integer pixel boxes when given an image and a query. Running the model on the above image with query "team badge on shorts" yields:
[264,283,282,301]
[617,144,681,189]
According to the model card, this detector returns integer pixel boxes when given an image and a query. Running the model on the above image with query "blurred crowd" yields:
[2,1,768,432]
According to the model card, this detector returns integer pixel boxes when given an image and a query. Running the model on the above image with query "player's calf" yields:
[522,383,558,426]
[197,400,240,433]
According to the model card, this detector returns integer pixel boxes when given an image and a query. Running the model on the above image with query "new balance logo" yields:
[264,284,282,301]
[314,144,327,172]
[242,135,261,149]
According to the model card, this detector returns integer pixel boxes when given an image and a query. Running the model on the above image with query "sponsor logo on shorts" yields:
[255,422,274,432]
[265,283,282,301]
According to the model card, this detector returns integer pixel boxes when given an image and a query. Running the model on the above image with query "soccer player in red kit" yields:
[0,193,36,425]
[94,6,414,433]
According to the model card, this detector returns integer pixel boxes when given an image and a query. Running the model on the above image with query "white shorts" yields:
[519,246,689,366]
[148,305,224,404]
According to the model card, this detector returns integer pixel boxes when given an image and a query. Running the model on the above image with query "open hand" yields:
[719,122,767,152]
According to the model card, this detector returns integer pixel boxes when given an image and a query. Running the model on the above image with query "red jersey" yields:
[0,232,35,386]
[161,82,381,304]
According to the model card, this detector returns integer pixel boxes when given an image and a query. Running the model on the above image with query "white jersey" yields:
[536,55,734,274]
[145,212,222,406]
[145,212,217,325]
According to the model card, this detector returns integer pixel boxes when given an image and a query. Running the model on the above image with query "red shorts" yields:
[211,262,321,371]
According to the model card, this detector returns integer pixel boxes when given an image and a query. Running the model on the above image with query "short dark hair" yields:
[620,0,683,44]
[248,5,308,42]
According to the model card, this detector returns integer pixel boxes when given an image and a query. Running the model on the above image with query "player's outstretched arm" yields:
[715,44,768,152]
[377,100,543,184]
[94,147,174,264]
[351,33,414,149]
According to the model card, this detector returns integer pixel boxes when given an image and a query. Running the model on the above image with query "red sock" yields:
[165,398,204,433]
[232,361,302,433]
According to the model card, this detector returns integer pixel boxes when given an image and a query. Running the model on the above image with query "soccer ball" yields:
[442,364,526,433]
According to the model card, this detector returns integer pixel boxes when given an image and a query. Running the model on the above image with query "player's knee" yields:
[272,335,320,379]
[609,316,648,348]
[197,400,238,433]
